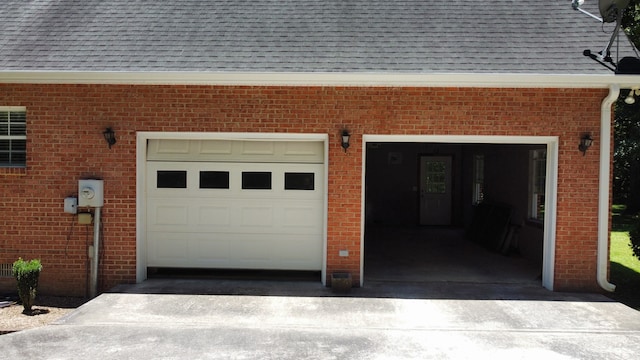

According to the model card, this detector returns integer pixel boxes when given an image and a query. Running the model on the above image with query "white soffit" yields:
[1,71,640,89]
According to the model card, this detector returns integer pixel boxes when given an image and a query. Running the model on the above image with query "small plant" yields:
[12,258,42,314]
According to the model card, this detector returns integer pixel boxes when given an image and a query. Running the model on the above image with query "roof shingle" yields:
[0,0,635,74]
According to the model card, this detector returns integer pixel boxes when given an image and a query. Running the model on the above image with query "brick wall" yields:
[0,85,609,295]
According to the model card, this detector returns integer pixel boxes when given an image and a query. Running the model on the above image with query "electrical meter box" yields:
[78,179,104,207]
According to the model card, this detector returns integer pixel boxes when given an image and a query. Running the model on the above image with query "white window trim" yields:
[362,135,558,291]
[0,106,27,167]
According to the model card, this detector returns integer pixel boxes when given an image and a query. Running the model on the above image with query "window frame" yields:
[241,171,272,190]
[156,170,188,189]
[528,148,547,223]
[199,170,230,189]
[472,154,484,205]
[284,172,315,190]
[0,106,27,168]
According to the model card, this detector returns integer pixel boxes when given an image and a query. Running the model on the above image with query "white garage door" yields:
[146,139,324,271]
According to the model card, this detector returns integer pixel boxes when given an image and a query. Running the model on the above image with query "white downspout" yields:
[597,85,619,292]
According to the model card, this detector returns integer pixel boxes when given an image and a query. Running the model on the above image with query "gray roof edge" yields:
[0,70,638,89]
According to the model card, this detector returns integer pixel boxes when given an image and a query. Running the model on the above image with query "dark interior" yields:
[364,142,544,285]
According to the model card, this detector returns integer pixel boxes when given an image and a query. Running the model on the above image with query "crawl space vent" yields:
[0,263,12,278]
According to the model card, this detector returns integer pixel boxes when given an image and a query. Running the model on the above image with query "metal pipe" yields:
[90,207,101,298]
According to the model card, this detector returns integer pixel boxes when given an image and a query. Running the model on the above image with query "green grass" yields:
[608,205,640,310]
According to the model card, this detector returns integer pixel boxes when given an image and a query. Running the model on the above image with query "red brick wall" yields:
[0,85,609,295]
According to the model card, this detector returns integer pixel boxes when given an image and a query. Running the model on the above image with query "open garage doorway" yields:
[361,135,558,290]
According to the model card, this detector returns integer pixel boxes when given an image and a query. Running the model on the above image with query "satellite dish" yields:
[572,0,636,72]
[572,0,629,23]
[616,57,640,75]
[599,0,630,23]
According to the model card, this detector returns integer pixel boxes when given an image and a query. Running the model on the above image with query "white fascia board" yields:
[2,71,640,89]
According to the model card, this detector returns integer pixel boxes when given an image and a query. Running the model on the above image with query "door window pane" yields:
[425,161,447,194]
[157,170,187,188]
[242,172,272,190]
[285,172,315,190]
[200,171,229,189]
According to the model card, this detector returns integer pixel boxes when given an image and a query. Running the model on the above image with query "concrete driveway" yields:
[1,279,639,359]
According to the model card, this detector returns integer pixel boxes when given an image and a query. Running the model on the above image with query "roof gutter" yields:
[597,85,619,293]
[1,71,640,88]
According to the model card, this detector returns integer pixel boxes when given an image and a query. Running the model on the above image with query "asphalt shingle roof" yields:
[0,0,636,74]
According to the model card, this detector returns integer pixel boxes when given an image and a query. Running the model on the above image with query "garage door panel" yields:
[198,140,233,155]
[148,233,190,266]
[154,205,189,226]
[240,206,274,227]
[282,205,322,229]
[146,139,324,272]
[148,139,323,163]
[150,199,322,234]
[241,141,276,155]
[231,238,273,264]
[189,235,232,263]
[148,162,322,198]
[148,232,321,270]
[197,206,232,226]
[275,235,323,267]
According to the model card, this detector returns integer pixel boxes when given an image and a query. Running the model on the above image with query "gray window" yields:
[200,171,230,189]
[157,171,187,189]
[285,172,315,190]
[242,172,272,190]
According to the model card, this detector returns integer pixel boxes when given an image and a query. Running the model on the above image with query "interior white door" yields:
[419,156,452,225]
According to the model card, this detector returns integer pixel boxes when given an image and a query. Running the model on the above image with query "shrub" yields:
[12,258,42,314]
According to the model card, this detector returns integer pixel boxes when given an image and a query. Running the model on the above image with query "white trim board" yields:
[1,71,640,89]
[361,135,558,291]
[136,132,329,285]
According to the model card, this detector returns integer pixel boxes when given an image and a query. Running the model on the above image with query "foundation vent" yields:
[0,263,12,278]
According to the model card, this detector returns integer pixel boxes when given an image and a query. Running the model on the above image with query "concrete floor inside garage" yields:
[363,226,542,286]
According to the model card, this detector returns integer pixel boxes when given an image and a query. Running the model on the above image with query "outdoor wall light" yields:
[341,129,351,153]
[624,88,640,105]
[103,127,117,149]
[579,133,593,156]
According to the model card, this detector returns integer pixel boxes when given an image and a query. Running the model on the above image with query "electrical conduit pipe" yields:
[90,207,101,298]
[597,85,619,292]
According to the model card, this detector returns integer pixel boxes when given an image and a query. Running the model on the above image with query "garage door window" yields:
[285,172,315,190]
[242,172,272,189]
[200,171,230,189]
[157,170,187,188]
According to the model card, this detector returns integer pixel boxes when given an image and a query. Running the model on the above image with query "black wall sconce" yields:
[578,133,593,156]
[341,129,351,153]
[103,127,117,149]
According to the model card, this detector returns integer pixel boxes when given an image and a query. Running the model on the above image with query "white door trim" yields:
[136,132,329,285]
[361,134,559,291]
